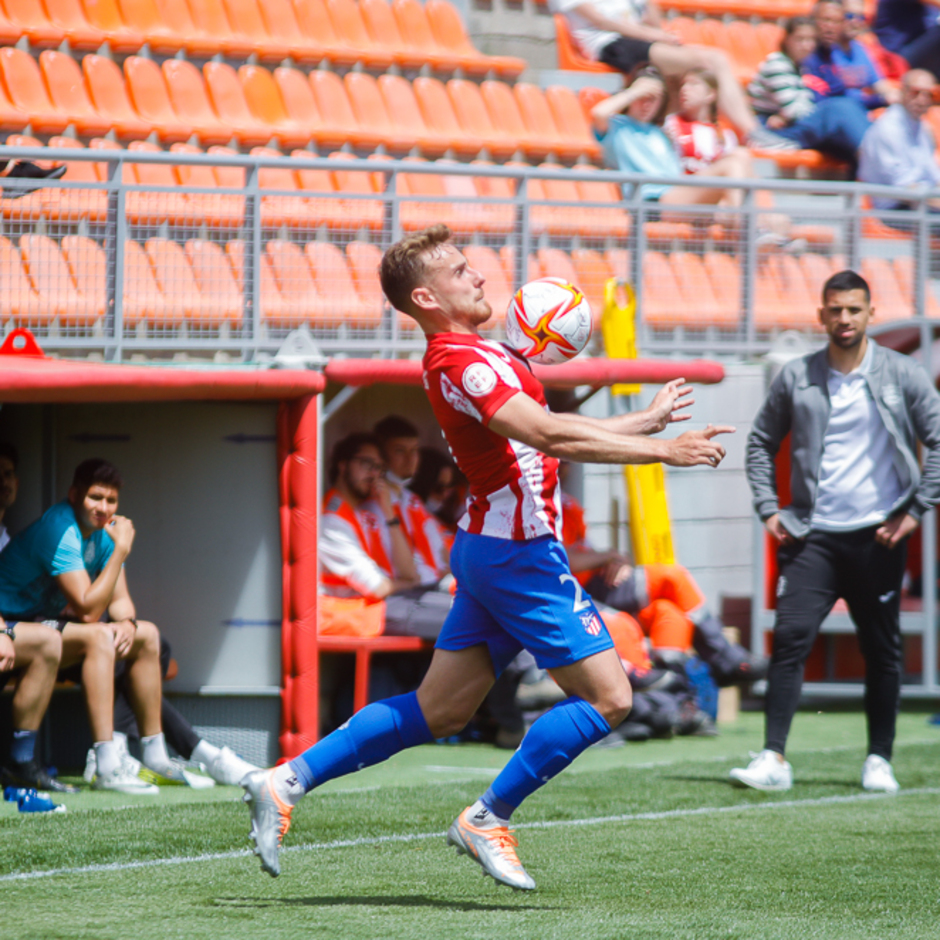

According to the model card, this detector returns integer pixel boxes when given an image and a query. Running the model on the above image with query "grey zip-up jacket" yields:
[746,342,940,537]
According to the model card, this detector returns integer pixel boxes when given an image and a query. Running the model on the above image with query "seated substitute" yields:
[0,459,179,794]
[0,440,17,552]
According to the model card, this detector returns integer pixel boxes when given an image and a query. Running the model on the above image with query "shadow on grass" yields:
[214,895,549,913]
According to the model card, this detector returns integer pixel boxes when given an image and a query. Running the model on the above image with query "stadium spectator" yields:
[803,0,900,109]
[847,0,909,80]
[737,269,940,794]
[858,68,940,209]
[549,0,796,150]
[0,459,180,793]
[0,442,18,552]
[873,0,940,78]
[409,446,466,534]
[748,16,872,165]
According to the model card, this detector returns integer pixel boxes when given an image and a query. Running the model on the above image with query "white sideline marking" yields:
[2,787,938,884]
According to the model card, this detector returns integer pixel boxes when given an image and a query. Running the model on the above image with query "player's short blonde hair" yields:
[379,224,452,316]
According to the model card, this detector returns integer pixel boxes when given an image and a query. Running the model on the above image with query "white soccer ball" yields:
[504,277,593,365]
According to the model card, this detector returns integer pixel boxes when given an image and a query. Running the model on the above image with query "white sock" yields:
[95,740,120,778]
[272,762,306,807]
[191,739,221,766]
[141,732,172,773]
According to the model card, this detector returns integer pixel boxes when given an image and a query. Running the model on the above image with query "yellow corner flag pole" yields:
[600,278,675,565]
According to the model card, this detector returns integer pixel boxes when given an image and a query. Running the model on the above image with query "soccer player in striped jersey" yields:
[242,226,733,890]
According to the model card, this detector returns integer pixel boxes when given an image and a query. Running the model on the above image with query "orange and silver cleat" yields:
[242,769,293,877]
[446,803,536,890]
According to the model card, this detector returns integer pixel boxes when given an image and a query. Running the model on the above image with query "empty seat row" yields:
[657,1,813,21]
[0,49,587,161]
[0,0,523,76]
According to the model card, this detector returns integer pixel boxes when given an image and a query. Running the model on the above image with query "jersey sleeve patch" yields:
[462,362,498,397]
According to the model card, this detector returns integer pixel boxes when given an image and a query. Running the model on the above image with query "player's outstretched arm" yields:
[554,380,693,436]
[489,392,733,467]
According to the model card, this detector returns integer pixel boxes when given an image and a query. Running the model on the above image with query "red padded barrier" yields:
[278,394,320,760]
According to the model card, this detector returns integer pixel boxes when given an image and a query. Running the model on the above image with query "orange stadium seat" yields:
[82,54,151,140]
[256,0,324,63]
[544,85,603,163]
[893,256,940,318]
[20,233,100,326]
[309,69,384,151]
[462,244,513,324]
[667,16,702,46]
[222,0,291,61]
[266,238,331,326]
[378,74,452,158]
[755,22,785,60]
[274,66,347,151]
[527,170,581,238]
[0,134,47,220]
[439,161,512,235]
[753,256,802,331]
[447,78,518,161]
[0,72,26,131]
[0,48,69,135]
[480,81,555,162]
[87,134,127,181]
[704,251,741,316]
[124,56,192,143]
[605,247,631,282]
[0,235,44,323]
[860,256,910,321]
[305,240,380,327]
[344,72,416,154]
[328,151,385,230]
[204,62,274,148]
[570,248,613,319]
[413,76,484,158]
[575,168,631,239]
[225,238,298,325]
[326,0,394,71]
[3,0,64,45]
[391,0,460,72]
[426,0,526,78]
[155,0,221,58]
[121,238,176,327]
[290,149,351,230]
[117,0,184,53]
[344,240,385,317]
[798,251,836,298]
[146,237,227,325]
[553,14,616,74]
[162,60,233,146]
[39,51,111,138]
[671,250,739,328]
[394,156,459,232]
[250,146,314,229]
[537,246,579,285]
[42,136,107,222]
[466,159,515,234]
[126,139,199,227]
[185,238,244,326]
[61,235,107,316]
[499,244,541,286]
[360,0,427,71]
[170,142,245,228]
[641,252,685,327]
[81,0,145,53]
[184,0,254,59]
[239,65,312,150]
[43,0,107,50]
[513,83,583,163]
[290,0,359,67]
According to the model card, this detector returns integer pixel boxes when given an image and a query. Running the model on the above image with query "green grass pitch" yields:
[2,709,940,940]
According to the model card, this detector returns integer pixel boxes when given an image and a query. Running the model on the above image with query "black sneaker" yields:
[726,655,769,686]
[3,162,66,199]
[614,721,652,743]
[2,758,79,794]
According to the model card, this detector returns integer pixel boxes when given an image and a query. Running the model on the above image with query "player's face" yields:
[76,483,120,531]
[420,244,492,327]
[343,445,385,501]
[384,436,420,481]
[814,2,843,46]
[0,457,17,513]
[818,288,872,348]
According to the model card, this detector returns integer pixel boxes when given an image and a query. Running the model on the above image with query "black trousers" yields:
[767,527,907,760]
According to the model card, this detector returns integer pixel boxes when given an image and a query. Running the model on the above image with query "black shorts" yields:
[599,36,654,74]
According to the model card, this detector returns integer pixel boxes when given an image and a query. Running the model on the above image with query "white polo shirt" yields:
[811,343,903,532]
[549,0,648,60]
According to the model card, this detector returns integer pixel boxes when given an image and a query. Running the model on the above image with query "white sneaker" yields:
[729,749,793,791]
[861,754,899,793]
[92,766,159,795]
[208,746,259,786]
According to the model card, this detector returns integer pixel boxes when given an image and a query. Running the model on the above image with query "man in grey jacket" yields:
[734,268,940,793]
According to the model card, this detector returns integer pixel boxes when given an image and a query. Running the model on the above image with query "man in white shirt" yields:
[0,442,18,553]
[549,0,795,150]
[738,268,940,794]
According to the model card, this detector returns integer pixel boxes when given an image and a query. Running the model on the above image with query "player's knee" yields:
[599,684,633,729]
[39,627,63,665]
[134,620,160,654]
[88,623,115,658]
[423,700,476,738]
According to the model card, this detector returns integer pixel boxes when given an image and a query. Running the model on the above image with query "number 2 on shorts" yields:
[559,573,591,613]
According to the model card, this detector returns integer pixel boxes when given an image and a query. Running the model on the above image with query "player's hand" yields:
[875,513,919,549]
[644,379,693,433]
[663,425,734,467]
[112,620,136,658]
[108,515,136,555]
[0,633,15,672]
[765,513,796,546]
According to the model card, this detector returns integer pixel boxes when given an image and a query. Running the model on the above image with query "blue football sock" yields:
[481,697,610,820]
[289,691,433,792]
[11,729,37,765]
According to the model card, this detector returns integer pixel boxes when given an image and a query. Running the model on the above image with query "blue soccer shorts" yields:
[435,529,615,675]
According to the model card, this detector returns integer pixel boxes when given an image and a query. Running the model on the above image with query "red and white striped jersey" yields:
[423,332,562,541]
